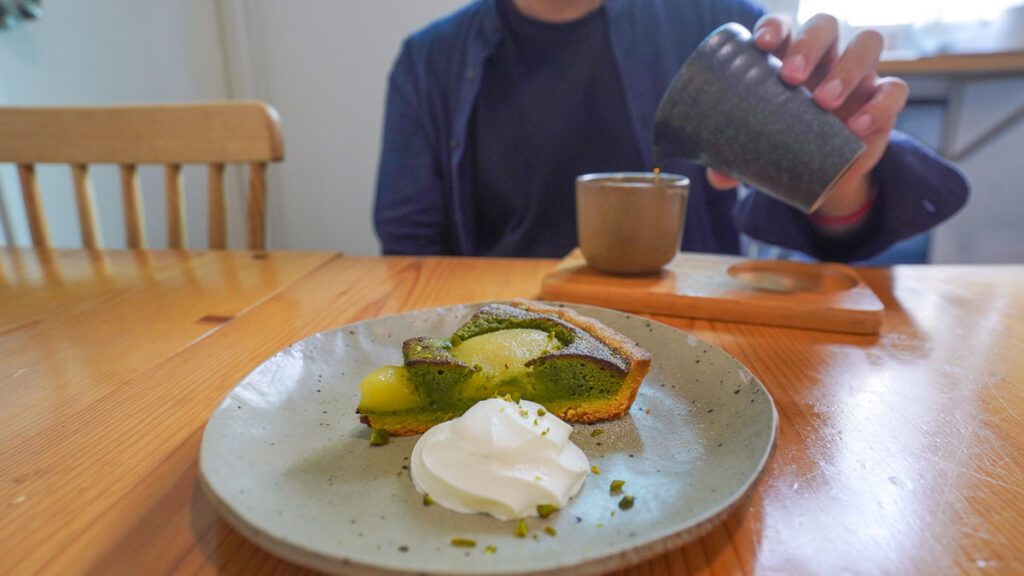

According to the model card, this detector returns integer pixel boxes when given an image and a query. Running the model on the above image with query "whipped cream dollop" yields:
[410,397,589,520]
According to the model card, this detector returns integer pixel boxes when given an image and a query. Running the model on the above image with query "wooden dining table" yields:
[2,247,1022,576]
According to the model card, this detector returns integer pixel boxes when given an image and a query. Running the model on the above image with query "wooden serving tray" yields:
[540,249,884,334]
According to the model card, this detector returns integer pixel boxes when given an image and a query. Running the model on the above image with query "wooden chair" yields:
[0,101,284,250]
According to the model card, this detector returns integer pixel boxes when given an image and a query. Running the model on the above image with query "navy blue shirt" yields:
[374,0,969,261]
[471,0,644,257]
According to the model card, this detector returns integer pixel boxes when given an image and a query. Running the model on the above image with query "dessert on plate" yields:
[357,300,652,435]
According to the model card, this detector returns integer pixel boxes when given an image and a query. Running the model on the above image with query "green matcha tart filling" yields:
[357,300,652,435]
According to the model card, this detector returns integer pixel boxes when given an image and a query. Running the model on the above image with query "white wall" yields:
[224,0,468,254]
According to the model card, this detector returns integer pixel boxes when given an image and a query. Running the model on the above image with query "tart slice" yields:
[357,300,651,435]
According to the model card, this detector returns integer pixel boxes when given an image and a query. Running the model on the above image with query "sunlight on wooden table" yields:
[1,248,1022,575]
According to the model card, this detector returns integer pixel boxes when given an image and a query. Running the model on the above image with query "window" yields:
[798,0,1023,26]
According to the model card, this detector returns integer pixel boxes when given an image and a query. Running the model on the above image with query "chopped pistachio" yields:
[484,545,497,555]
[537,408,546,416]
[591,465,600,475]
[544,526,557,536]
[515,519,527,538]
[423,494,435,506]
[590,429,605,437]
[618,495,635,510]
[533,418,538,425]
[541,428,549,436]
[536,504,557,518]
[369,428,389,446]
[610,480,626,493]
[450,538,476,548]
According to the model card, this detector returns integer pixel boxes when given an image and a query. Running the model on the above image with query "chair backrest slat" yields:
[248,162,267,251]
[165,163,185,250]
[0,101,283,250]
[71,164,101,249]
[119,164,145,249]
[208,163,227,250]
[17,164,50,247]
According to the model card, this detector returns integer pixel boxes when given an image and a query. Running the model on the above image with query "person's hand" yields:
[707,13,909,233]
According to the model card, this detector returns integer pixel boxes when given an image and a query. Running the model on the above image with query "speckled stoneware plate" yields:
[199,302,777,576]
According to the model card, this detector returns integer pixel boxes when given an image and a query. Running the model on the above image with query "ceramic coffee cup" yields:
[576,172,689,275]
[652,23,866,213]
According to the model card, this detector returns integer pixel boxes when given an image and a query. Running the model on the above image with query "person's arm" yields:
[374,41,452,255]
[736,130,968,261]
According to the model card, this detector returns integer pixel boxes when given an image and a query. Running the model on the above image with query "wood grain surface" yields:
[2,250,1023,575]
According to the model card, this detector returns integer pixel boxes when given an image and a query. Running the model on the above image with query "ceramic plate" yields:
[199,302,777,575]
